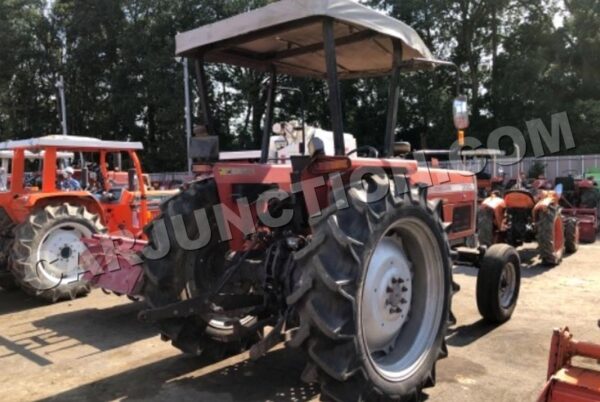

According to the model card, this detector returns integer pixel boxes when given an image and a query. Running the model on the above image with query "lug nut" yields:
[400,298,407,305]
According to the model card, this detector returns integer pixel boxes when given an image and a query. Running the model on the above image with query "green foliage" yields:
[528,160,547,179]
[0,0,598,171]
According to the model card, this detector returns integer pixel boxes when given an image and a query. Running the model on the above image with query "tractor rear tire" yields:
[10,203,105,302]
[476,244,521,324]
[564,218,579,254]
[536,206,565,267]
[290,184,453,402]
[477,207,495,247]
[143,179,259,358]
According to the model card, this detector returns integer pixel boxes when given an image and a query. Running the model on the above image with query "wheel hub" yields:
[362,237,412,353]
[499,262,516,308]
[36,223,91,285]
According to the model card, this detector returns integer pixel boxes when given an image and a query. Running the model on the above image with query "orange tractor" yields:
[479,182,579,266]
[112,2,524,401]
[0,135,176,301]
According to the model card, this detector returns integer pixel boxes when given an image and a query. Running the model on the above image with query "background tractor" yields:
[556,171,599,243]
[479,183,579,266]
[133,1,522,401]
[0,135,176,301]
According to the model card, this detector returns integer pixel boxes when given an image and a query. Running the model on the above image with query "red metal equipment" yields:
[81,235,146,296]
[538,327,600,402]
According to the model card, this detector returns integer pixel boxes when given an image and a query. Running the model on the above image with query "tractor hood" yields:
[176,0,436,79]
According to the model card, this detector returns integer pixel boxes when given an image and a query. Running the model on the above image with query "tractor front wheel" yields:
[476,244,521,324]
[536,206,565,266]
[477,207,495,247]
[290,184,452,401]
[10,203,105,302]
[564,218,579,254]
[143,179,260,358]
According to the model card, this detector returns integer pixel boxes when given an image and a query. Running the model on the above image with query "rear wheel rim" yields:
[498,262,516,309]
[36,222,92,285]
[361,217,444,382]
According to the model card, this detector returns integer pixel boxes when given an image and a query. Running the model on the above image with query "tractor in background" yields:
[0,135,176,301]
[555,171,599,243]
[479,182,579,266]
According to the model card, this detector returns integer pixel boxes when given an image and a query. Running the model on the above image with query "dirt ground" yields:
[1,242,600,402]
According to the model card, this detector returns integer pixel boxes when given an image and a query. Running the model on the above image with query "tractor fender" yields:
[26,193,105,224]
[481,195,506,229]
[533,197,556,221]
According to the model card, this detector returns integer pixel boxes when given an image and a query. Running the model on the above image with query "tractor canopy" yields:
[0,135,143,152]
[176,0,436,79]
[179,0,451,162]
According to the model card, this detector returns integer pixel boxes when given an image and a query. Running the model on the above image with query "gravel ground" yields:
[1,242,599,402]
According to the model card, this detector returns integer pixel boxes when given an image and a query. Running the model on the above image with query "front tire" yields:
[290,184,453,401]
[476,244,521,324]
[564,218,579,254]
[10,203,105,302]
[143,179,259,358]
[477,207,495,247]
[536,206,564,266]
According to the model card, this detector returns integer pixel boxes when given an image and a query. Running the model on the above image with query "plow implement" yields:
[539,327,600,402]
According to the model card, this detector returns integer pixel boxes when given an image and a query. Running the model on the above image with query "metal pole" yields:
[260,66,277,164]
[56,76,68,135]
[384,40,403,158]
[323,19,345,156]
[183,58,193,175]
[194,58,214,137]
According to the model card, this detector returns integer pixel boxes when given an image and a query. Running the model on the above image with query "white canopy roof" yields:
[0,135,144,151]
[176,0,436,79]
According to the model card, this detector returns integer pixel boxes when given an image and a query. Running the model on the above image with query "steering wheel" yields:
[347,146,379,158]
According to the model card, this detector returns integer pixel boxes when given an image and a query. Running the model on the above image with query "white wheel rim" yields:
[36,222,92,286]
[361,217,445,382]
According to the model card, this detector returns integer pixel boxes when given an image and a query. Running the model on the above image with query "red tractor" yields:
[556,172,599,243]
[0,135,176,301]
[479,181,579,266]
[89,1,523,400]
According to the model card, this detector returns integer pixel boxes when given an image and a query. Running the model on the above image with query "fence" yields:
[437,154,600,181]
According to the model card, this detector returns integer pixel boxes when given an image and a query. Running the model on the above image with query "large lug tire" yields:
[476,244,521,324]
[290,184,453,402]
[0,211,17,291]
[536,206,565,266]
[564,218,579,254]
[10,203,105,302]
[143,179,259,358]
[477,207,495,247]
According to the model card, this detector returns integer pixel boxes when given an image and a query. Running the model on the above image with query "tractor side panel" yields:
[213,163,293,251]
[414,168,478,242]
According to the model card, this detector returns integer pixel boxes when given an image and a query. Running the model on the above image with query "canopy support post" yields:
[384,40,403,158]
[194,57,214,137]
[323,18,345,156]
[260,66,277,164]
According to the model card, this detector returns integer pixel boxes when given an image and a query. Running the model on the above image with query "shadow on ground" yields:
[0,289,46,315]
[38,348,319,402]
[30,301,156,354]
[0,300,156,367]
[446,319,502,347]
